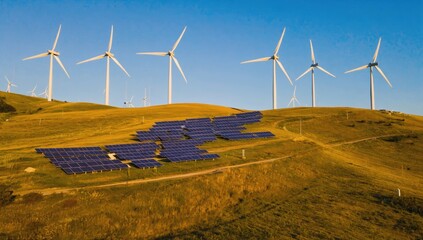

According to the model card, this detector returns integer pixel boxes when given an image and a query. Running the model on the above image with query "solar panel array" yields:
[136,111,273,143]
[36,147,128,175]
[134,111,274,162]
[36,111,275,174]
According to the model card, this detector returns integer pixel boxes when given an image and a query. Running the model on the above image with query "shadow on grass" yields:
[373,193,423,216]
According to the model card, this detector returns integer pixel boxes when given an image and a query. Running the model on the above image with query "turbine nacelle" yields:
[271,55,279,60]
[48,50,60,56]
[369,62,378,67]
[311,63,319,68]
[168,51,175,57]
[105,52,114,58]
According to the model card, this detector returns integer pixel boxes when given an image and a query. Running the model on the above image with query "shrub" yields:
[0,184,16,207]
[374,194,423,216]
[0,97,16,113]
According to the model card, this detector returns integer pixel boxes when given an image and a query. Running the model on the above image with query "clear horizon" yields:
[0,0,422,115]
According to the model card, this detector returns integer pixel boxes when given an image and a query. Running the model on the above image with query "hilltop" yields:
[0,91,422,239]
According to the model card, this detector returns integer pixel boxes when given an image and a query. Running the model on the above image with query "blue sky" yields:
[0,0,422,114]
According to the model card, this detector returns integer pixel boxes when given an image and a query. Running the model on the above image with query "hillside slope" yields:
[0,92,422,239]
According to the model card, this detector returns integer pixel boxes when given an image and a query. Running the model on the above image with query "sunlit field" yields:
[1,91,422,239]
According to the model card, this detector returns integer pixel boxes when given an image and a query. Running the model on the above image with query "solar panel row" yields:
[116,152,156,160]
[48,155,110,162]
[43,151,107,158]
[166,153,219,162]
[106,142,157,150]
[131,159,162,168]
[35,146,102,153]
[61,162,128,175]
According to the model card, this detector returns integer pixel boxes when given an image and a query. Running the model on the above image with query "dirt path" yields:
[15,132,409,196]
[326,133,410,147]
[16,153,302,196]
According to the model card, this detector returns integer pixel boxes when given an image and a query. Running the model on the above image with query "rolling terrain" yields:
[1,91,422,239]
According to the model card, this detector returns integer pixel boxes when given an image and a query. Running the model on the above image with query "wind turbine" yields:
[241,27,292,110]
[296,40,335,107]
[288,86,300,107]
[137,26,188,104]
[77,25,130,106]
[23,25,70,101]
[124,96,134,108]
[345,38,392,110]
[39,87,48,99]
[5,76,17,93]
[28,85,37,97]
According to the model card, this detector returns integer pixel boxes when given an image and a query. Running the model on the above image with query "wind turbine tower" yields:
[23,25,70,101]
[137,26,188,104]
[142,88,148,107]
[345,38,392,110]
[241,27,293,110]
[296,40,335,107]
[77,25,130,106]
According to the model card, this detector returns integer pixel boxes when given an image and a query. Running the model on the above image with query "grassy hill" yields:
[0,91,422,239]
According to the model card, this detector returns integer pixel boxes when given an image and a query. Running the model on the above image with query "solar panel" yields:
[131,159,162,168]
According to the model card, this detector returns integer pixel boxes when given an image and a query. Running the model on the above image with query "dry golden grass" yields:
[0,91,422,239]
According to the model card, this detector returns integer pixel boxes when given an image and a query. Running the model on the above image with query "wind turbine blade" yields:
[288,98,294,107]
[310,39,315,64]
[293,85,297,95]
[52,24,62,51]
[137,52,168,56]
[345,65,368,74]
[316,66,336,78]
[276,60,293,85]
[295,98,301,105]
[171,26,187,52]
[11,83,18,87]
[241,57,271,64]
[23,52,49,61]
[108,25,114,52]
[374,66,392,88]
[172,56,187,83]
[77,54,105,64]
[274,27,286,55]
[54,56,70,78]
[372,37,382,63]
[5,76,10,83]
[111,56,130,77]
[296,67,313,81]
[130,96,133,102]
